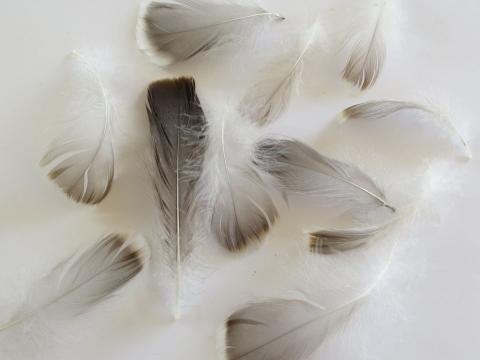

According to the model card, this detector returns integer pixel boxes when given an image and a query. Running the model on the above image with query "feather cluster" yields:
[8,0,470,358]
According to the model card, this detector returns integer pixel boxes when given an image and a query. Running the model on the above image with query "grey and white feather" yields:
[310,222,394,254]
[255,137,396,213]
[146,77,207,316]
[0,234,144,333]
[41,51,115,205]
[342,2,388,91]
[137,0,285,66]
[340,100,472,158]
[208,120,278,252]
[224,299,352,360]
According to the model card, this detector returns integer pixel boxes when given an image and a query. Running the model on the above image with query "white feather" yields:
[197,105,278,252]
[238,21,321,126]
[40,51,115,205]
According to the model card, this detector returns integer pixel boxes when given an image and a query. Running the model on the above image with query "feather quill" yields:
[146,77,207,317]
[342,1,390,90]
[0,234,144,333]
[206,119,278,252]
[137,0,285,67]
[239,22,320,126]
[40,51,115,205]
[254,137,396,213]
[339,100,472,159]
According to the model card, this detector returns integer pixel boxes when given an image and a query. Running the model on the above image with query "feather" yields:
[146,77,207,317]
[0,234,144,333]
[254,137,396,213]
[224,298,358,360]
[238,22,320,126]
[342,1,390,90]
[137,0,285,67]
[222,231,397,360]
[207,119,278,252]
[309,221,394,254]
[339,100,472,159]
[40,51,115,205]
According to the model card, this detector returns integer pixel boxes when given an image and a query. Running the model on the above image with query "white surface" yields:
[0,0,479,359]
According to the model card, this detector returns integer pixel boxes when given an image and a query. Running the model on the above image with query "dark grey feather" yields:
[146,77,207,315]
[137,0,284,66]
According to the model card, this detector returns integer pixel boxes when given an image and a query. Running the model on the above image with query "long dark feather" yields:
[146,77,207,316]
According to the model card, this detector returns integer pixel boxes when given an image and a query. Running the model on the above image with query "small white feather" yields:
[342,1,395,90]
[40,51,115,205]
[239,21,321,126]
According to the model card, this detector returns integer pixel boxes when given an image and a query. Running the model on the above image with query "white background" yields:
[0,0,479,359]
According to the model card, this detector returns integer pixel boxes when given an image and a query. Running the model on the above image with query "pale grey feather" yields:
[40,52,114,205]
[226,299,352,360]
[137,0,284,66]
[255,137,396,212]
[0,234,144,332]
[146,77,207,315]
[341,100,428,121]
[340,100,472,158]
[342,4,387,91]
[310,222,393,254]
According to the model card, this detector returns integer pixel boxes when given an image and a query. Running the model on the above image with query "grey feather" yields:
[146,77,207,315]
[40,52,114,205]
[210,123,278,251]
[0,234,144,332]
[342,3,387,91]
[254,137,396,213]
[310,222,393,254]
[137,0,285,66]
[225,299,352,360]
[340,100,472,159]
